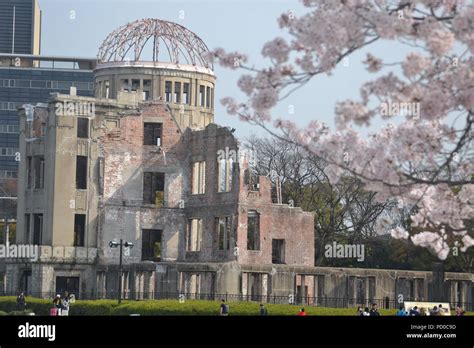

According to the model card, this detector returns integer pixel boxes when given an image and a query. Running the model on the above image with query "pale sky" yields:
[39,0,413,139]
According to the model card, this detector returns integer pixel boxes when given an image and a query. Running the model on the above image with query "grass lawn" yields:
[0,296,471,316]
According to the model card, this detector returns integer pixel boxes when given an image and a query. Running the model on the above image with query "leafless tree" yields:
[245,135,393,265]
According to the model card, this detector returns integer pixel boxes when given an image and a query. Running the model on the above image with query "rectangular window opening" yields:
[142,229,162,261]
[76,156,88,189]
[174,82,181,103]
[272,239,285,264]
[186,219,202,252]
[217,158,233,192]
[77,118,89,138]
[74,214,86,247]
[165,81,172,102]
[191,161,206,194]
[206,86,211,108]
[33,214,43,245]
[183,83,190,104]
[143,172,165,206]
[199,85,205,107]
[143,123,162,146]
[34,157,45,189]
[26,156,32,189]
[215,216,232,251]
[24,214,30,244]
[247,211,260,250]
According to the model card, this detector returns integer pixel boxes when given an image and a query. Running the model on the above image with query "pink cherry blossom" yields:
[215,1,474,259]
[402,53,432,78]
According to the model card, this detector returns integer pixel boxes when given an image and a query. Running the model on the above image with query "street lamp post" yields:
[0,196,17,245]
[109,239,134,304]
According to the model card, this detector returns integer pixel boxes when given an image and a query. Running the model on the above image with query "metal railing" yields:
[1,290,473,311]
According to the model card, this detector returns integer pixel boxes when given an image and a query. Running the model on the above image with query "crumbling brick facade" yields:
[4,19,472,307]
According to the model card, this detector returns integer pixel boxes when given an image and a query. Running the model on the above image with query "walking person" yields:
[409,306,420,316]
[438,304,447,316]
[369,303,380,316]
[363,307,370,316]
[357,306,364,316]
[16,292,26,311]
[52,294,62,316]
[219,299,229,316]
[259,303,268,316]
[396,305,407,316]
[61,296,70,316]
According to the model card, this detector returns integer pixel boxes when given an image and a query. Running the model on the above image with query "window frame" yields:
[247,211,261,251]
[186,219,202,252]
[191,161,206,195]
[215,216,232,251]
[141,229,163,261]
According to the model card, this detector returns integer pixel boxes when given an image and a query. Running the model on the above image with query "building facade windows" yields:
[74,214,86,247]
[247,211,260,250]
[143,123,162,146]
[77,118,89,138]
[217,157,233,192]
[34,156,45,189]
[143,172,165,205]
[33,213,43,245]
[131,79,140,92]
[26,156,32,188]
[215,216,232,251]
[186,219,202,252]
[191,161,206,194]
[272,239,285,264]
[0,148,19,156]
[55,277,80,299]
[199,85,205,106]
[0,125,20,134]
[143,79,151,100]
[183,83,190,104]
[24,214,30,244]
[120,79,129,91]
[76,156,88,189]
[165,81,172,102]
[206,86,211,108]
[105,80,110,99]
[0,102,24,110]
[0,170,17,179]
[142,229,162,261]
[0,79,94,91]
[174,82,181,103]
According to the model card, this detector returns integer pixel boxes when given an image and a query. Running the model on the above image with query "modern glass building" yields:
[0,0,41,55]
[0,0,95,222]
[0,54,95,182]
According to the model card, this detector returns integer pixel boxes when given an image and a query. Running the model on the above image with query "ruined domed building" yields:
[3,19,472,309]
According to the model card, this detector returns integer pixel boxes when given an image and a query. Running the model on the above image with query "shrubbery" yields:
[1,296,472,316]
[0,296,400,316]
[0,297,50,315]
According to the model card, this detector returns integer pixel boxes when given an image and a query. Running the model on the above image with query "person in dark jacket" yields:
[369,303,380,316]
[16,292,26,311]
[409,306,420,316]
[259,303,268,316]
[219,299,229,316]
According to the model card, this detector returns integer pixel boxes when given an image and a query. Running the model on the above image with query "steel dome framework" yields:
[97,18,213,69]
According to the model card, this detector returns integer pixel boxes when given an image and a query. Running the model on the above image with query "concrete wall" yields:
[237,175,315,267]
